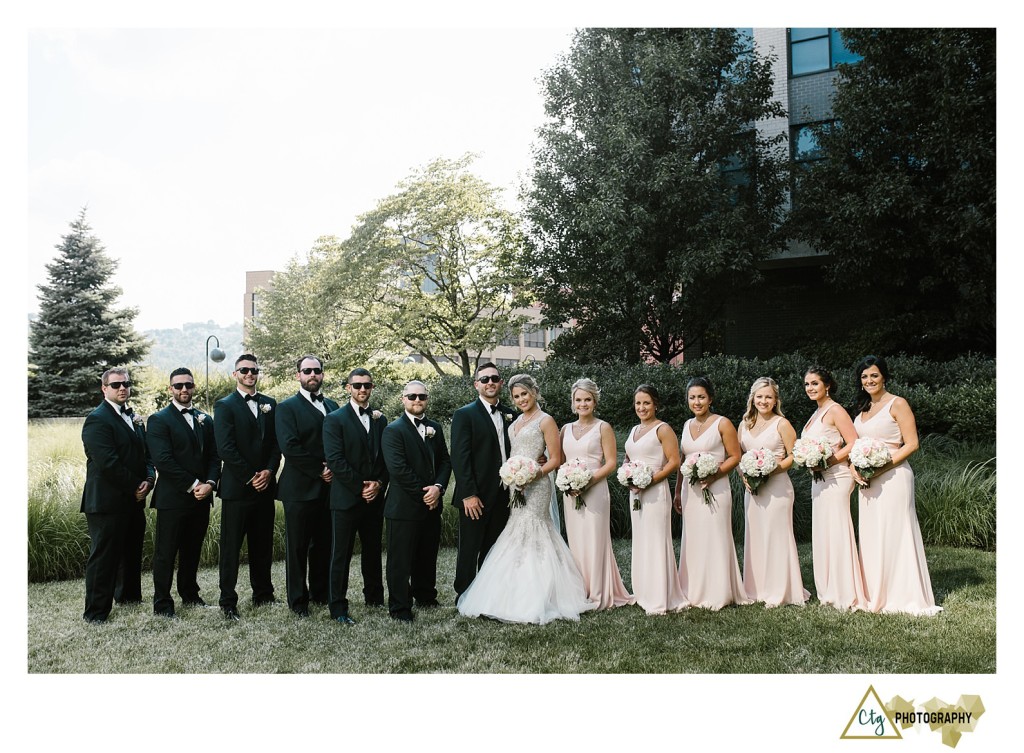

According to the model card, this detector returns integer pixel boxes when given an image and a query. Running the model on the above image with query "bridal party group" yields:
[78,351,941,627]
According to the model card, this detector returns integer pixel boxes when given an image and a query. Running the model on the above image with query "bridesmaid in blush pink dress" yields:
[624,384,687,615]
[801,366,866,611]
[559,378,634,610]
[673,376,749,610]
[850,356,941,616]
[737,377,809,607]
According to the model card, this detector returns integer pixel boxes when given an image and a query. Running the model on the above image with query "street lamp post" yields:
[206,335,226,409]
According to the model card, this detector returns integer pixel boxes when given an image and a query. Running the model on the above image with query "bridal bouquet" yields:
[792,436,833,481]
[738,449,777,494]
[680,452,720,506]
[556,458,593,510]
[500,455,542,508]
[617,460,654,510]
[849,438,891,487]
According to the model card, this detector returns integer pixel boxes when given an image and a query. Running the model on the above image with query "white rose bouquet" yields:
[499,455,542,508]
[792,436,833,481]
[738,449,777,494]
[849,438,891,487]
[617,460,654,510]
[555,458,593,510]
[680,452,721,506]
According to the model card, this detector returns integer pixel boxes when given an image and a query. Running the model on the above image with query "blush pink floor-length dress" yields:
[561,421,635,610]
[678,417,750,610]
[738,418,809,607]
[624,422,688,615]
[802,405,867,611]
[854,398,941,616]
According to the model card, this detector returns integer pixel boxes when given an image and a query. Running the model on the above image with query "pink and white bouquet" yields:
[738,449,777,494]
[499,455,542,508]
[555,458,593,510]
[617,460,654,510]
[680,452,720,506]
[849,438,891,487]
[792,436,833,481]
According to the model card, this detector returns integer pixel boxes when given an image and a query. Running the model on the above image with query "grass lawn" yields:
[27,541,994,674]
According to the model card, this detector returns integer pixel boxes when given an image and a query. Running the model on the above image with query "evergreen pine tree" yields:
[28,209,150,417]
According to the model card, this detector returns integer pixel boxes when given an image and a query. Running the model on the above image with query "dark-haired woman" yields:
[624,384,687,615]
[850,356,941,616]
[801,367,867,611]
[673,377,749,610]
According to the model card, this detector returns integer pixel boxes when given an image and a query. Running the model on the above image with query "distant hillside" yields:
[142,321,243,375]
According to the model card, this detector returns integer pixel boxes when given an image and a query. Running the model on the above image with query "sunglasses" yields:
[476,375,502,384]
[171,382,196,391]
[105,381,132,390]
[349,382,374,390]
[404,393,428,401]
[236,367,260,375]
[300,368,323,375]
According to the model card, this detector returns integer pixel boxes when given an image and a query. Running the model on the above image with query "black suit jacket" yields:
[322,403,389,511]
[275,392,339,502]
[146,404,221,510]
[449,398,515,511]
[80,402,154,514]
[214,391,280,502]
[382,415,451,521]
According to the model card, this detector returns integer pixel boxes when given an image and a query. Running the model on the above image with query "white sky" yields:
[5,1,1021,751]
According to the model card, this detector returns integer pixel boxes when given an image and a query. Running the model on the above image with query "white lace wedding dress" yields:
[457,416,597,624]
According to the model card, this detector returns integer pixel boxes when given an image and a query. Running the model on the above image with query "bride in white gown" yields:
[458,374,597,624]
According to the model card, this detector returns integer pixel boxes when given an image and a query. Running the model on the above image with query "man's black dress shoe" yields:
[183,598,209,608]
[415,599,441,609]
[334,614,356,625]
[154,610,177,619]
[223,607,241,621]
[390,611,414,623]
[292,608,310,618]
[253,596,276,607]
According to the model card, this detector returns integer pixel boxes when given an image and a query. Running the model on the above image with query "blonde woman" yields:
[559,378,634,610]
[737,377,809,607]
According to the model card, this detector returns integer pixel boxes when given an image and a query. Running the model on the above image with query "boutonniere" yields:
[503,413,513,423]
[132,414,145,426]
[372,409,383,420]
[195,413,207,425]
[424,426,436,439]
[260,403,272,414]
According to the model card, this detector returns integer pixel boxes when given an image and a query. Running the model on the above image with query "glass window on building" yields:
[789,28,861,76]
[524,325,546,349]
[495,358,519,368]
[500,327,520,347]
[790,121,833,206]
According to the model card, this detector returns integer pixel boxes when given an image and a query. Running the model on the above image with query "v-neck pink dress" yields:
[677,417,749,610]
[802,405,866,611]
[624,422,687,614]
[738,418,809,607]
[854,398,941,616]
[561,421,634,610]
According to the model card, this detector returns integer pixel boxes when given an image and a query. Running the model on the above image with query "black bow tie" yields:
[414,417,424,427]
[310,393,324,403]
[490,405,499,415]
[121,406,134,416]
[244,393,257,402]
[180,408,192,415]
[359,406,371,416]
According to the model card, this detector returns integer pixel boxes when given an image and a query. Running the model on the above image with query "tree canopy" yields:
[524,28,789,363]
[791,28,996,355]
[29,209,150,417]
[248,155,532,377]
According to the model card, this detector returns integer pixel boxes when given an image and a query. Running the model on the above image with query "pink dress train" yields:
[562,421,635,610]
[802,405,866,610]
[678,417,750,610]
[854,399,941,616]
[625,423,688,615]
[738,418,809,607]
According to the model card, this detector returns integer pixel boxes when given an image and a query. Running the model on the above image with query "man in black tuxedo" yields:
[275,354,339,617]
[450,362,515,599]
[80,368,154,622]
[214,354,280,620]
[147,368,221,617]
[323,367,388,625]
[382,381,451,622]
